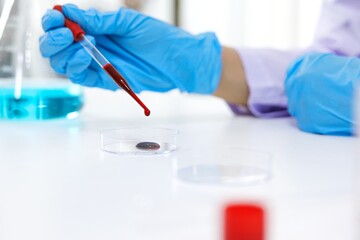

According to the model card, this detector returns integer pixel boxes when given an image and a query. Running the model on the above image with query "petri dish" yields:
[175,147,271,186]
[101,128,179,155]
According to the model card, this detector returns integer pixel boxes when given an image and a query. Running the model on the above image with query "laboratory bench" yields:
[0,88,358,240]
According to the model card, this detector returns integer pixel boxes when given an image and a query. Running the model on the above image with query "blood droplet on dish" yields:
[136,141,160,150]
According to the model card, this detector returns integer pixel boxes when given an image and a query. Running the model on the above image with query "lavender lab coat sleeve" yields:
[232,0,360,118]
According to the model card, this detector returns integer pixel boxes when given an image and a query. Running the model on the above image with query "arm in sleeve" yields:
[312,0,360,55]
[230,0,360,118]
[232,48,303,118]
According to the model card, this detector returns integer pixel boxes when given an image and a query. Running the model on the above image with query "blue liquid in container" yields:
[0,83,84,120]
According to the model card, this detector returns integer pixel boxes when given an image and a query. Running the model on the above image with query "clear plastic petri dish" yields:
[101,128,179,155]
[175,147,271,186]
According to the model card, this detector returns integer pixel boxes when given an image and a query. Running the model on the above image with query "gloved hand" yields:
[39,4,222,94]
[285,52,360,136]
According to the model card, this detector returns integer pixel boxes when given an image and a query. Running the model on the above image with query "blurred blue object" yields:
[285,53,360,136]
[0,84,84,120]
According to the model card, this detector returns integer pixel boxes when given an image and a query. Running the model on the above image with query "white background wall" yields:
[0,0,324,83]
[180,0,323,49]
[55,0,324,49]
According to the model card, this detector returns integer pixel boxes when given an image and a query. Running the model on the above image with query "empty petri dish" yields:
[101,128,179,155]
[175,147,271,186]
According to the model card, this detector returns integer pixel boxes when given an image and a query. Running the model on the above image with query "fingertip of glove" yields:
[284,54,309,95]
[51,27,73,42]
[42,9,65,32]
[66,48,93,83]
[62,4,85,23]
[286,56,306,77]
[39,35,48,57]
[39,28,74,58]
[62,3,80,14]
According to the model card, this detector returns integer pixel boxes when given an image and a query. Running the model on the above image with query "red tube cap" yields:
[53,5,85,42]
[224,204,265,240]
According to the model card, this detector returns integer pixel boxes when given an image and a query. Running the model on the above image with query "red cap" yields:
[224,204,265,240]
[53,5,85,42]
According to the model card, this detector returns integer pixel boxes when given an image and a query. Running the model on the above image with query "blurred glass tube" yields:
[14,0,27,99]
[0,0,16,78]
[0,0,15,39]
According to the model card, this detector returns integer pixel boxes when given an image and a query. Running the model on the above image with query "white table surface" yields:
[0,89,358,240]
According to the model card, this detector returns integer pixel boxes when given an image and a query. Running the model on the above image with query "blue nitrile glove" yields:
[39,4,222,94]
[285,52,360,136]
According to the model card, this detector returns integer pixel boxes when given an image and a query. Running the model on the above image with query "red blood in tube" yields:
[103,63,151,117]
